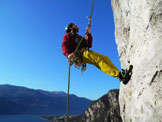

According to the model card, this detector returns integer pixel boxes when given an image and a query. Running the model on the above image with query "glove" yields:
[68,53,75,61]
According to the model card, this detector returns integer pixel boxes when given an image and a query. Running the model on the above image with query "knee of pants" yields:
[82,50,96,64]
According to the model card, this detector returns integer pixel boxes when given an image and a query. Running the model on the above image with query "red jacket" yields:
[62,32,93,57]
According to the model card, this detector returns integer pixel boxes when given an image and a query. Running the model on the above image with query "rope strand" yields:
[66,61,71,122]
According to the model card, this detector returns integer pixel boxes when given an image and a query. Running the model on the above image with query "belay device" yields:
[66,0,95,122]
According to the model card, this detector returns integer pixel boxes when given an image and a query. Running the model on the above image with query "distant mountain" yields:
[41,89,122,122]
[0,84,92,115]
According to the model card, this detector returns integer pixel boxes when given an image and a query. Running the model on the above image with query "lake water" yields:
[0,115,50,122]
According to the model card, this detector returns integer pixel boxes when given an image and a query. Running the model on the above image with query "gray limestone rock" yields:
[42,89,122,122]
[111,0,162,121]
[83,89,122,122]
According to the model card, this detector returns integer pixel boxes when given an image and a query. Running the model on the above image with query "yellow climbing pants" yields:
[82,49,120,78]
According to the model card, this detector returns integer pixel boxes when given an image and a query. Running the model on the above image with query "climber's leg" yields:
[82,49,120,78]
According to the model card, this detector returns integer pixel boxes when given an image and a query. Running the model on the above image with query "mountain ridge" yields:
[41,89,122,122]
[0,84,92,115]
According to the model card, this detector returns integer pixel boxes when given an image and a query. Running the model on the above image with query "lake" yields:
[0,115,51,122]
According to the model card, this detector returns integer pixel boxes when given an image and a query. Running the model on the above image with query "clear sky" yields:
[0,0,121,100]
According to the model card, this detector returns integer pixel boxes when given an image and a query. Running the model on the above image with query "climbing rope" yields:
[66,0,95,122]
[66,61,71,122]
[74,0,95,54]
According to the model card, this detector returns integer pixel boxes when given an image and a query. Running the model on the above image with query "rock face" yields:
[82,89,122,122]
[111,0,162,122]
[42,89,122,122]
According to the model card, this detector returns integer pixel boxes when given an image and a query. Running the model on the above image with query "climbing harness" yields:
[66,0,95,122]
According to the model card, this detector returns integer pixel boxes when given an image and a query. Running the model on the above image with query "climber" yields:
[62,23,133,85]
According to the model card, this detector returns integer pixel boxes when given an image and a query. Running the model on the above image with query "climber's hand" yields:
[68,52,75,61]
[86,25,91,34]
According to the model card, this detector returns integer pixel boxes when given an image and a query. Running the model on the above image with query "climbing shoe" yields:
[119,65,133,85]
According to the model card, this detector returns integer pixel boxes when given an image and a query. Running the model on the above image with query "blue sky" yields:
[0,0,121,100]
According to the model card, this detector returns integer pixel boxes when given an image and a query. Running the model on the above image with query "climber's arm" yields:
[62,34,71,57]
[85,26,93,48]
